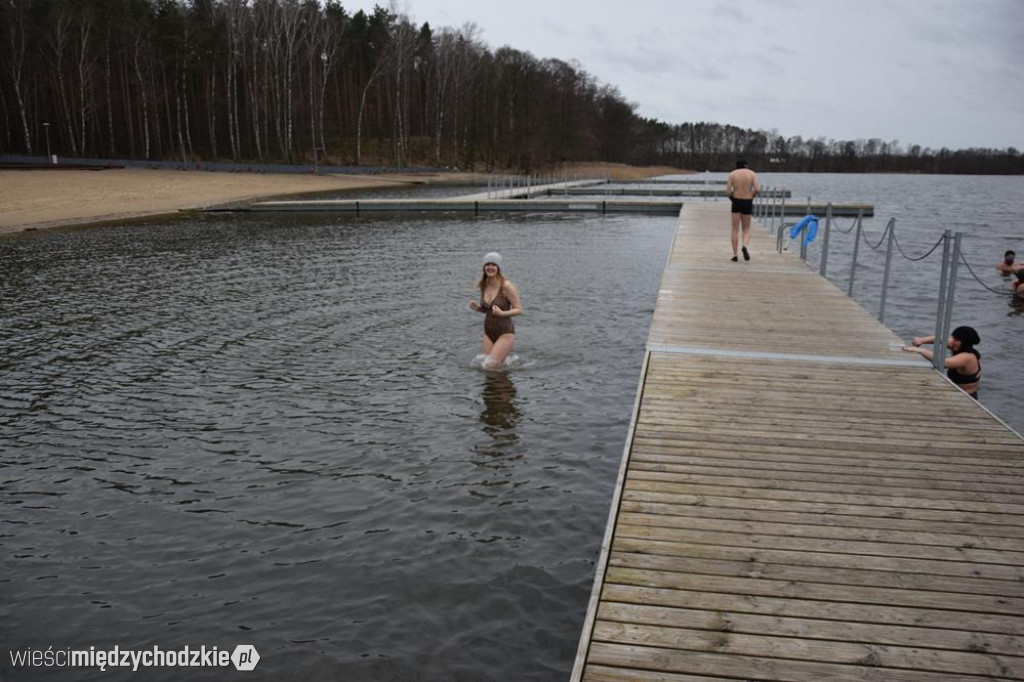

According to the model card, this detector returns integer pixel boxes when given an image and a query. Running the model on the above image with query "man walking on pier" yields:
[726,159,759,261]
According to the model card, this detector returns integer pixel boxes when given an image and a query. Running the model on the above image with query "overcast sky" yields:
[346,0,1024,151]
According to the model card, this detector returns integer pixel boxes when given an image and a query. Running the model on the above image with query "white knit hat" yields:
[482,252,502,267]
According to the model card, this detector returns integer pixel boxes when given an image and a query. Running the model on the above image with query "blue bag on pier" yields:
[789,214,819,246]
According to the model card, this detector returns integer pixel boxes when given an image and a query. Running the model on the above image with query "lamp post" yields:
[43,122,52,164]
[313,51,327,175]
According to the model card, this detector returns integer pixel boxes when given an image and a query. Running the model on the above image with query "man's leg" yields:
[740,214,752,260]
[731,212,741,260]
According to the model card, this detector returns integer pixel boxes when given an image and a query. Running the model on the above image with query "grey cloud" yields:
[766,43,799,57]
[712,2,751,24]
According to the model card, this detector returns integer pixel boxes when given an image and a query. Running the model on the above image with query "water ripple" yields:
[1,211,670,680]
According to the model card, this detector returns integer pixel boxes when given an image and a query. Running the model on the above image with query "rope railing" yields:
[766,192,1018,360]
[958,252,1018,297]
[833,217,858,235]
[861,220,893,251]
[894,233,946,262]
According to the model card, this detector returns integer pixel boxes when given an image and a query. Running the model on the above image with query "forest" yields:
[2,0,1021,174]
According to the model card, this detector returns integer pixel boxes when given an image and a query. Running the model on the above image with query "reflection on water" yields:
[479,372,522,439]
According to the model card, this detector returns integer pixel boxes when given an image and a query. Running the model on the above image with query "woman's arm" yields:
[903,333,936,357]
[902,345,934,360]
[493,282,523,318]
[945,352,978,373]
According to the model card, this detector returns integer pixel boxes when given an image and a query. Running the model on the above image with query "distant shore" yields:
[0,163,687,236]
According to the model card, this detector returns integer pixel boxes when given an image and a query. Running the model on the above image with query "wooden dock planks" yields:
[572,202,1024,681]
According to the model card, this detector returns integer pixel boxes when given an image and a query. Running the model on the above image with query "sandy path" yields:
[0,168,475,235]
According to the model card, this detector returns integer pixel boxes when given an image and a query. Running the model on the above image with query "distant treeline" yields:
[2,0,1021,175]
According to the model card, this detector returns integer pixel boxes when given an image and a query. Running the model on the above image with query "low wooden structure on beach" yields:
[571,202,1024,681]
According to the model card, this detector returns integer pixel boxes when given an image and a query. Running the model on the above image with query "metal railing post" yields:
[932,230,953,370]
[938,232,964,369]
[878,218,896,322]
[819,203,833,277]
[772,189,780,234]
[848,211,863,297]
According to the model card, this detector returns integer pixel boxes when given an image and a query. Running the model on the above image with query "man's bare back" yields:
[726,167,759,200]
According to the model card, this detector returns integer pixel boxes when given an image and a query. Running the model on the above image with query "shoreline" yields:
[0,163,688,236]
[0,168,483,236]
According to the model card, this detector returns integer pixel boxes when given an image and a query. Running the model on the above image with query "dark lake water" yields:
[0,211,675,681]
[2,172,1022,681]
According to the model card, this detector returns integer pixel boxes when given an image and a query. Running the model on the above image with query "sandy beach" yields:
[0,168,483,235]
[0,163,685,236]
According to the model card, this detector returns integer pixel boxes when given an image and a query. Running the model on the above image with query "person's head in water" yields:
[949,326,981,355]
[479,252,505,290]
[1005,250,1016,266]
[735,158,748,169]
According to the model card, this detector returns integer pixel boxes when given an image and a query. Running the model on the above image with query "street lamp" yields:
[43,122,52,164]
[313,51,328,175]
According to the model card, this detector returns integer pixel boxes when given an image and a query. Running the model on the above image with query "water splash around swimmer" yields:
[472,353,524,372]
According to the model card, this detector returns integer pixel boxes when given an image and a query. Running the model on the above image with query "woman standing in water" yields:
[469,252,522,368]
[902,326,982,399]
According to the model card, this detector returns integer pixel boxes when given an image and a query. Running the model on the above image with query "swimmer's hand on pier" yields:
[902,337,929,354]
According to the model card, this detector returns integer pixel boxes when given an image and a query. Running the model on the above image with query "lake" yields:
[0,210,675,681]
[2,172,1022,681]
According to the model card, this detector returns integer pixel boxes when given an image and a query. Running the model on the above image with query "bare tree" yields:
[1,0,33,154]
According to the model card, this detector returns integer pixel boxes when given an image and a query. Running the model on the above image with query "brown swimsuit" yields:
[480,286,515,342]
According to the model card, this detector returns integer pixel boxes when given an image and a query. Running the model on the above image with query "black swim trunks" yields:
[730,197,753,215]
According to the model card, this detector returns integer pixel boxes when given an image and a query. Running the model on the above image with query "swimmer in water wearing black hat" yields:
[902,326,981,399]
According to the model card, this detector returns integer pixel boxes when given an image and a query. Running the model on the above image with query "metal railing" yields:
[754,188,1018,372]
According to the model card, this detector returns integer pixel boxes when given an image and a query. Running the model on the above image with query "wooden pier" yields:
[242,178,872,218]
[571,202,1024,681]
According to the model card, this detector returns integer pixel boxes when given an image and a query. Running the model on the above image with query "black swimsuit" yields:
[480,286,515,343]
[947,350,981,398]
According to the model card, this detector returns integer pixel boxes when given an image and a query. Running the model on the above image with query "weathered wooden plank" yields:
[607,549,1024,599]
[617,500,1024,541]
[624,471,1024,507]
[635,405,1015,437]
[587,642,990,682]
[611,535,1024,582]
[615,522,1024,566]
[605,566,1024,616]
[631,429,1024,461]
[616,510,1024,554]
[596,602,1024,657]
[591,621,1024,678]
[628,459,1024,495]
[601,584,1024,636]
[621,489,1024,529]
[584,664,724,681]
[626,464,1024,498]
[629,449,1024,481]
[630,437,1024,472]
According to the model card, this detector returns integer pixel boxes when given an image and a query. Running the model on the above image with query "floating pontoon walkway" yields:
[572,202,1024,681]
[236,180,872,217]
